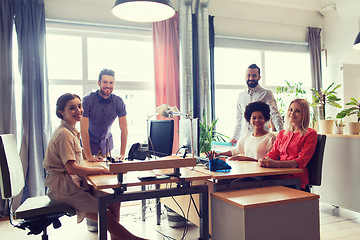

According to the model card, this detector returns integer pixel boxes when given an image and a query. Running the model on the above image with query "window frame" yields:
[45,22,156,150]
[213,36,312,138]
[46,22,154,96]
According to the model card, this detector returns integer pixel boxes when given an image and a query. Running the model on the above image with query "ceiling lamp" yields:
[111,0,175,23]
[354,32,360,50]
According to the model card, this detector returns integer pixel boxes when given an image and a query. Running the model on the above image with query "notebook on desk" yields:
[211,141,233,153]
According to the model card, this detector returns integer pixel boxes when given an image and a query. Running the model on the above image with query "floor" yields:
[1,201,360,240]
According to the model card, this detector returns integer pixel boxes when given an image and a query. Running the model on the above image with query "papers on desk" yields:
[211,141,233,152]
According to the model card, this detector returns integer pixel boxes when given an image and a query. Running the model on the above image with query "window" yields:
[215,48,261,85]
[264,51,311,88]
[46,34,83,80]
[87,37,154,83]
[46,24,155,152]
[214,38,311,138]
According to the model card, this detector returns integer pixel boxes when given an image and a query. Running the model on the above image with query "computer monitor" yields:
[179,118,199,157]
[149,119,174,157]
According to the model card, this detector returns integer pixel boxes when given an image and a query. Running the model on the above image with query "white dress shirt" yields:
[232,84,283,140]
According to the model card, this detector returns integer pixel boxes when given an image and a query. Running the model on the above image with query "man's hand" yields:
[230,138,237,146]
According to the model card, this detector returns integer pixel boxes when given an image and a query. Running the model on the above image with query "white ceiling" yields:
[44,0,333,20]
[44,0,360,17]
[44,0,359,32]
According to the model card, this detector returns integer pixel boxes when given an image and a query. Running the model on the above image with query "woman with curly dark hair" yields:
[216,101,276,161]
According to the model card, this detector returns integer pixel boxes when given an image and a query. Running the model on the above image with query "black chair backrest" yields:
[307,134,327,186]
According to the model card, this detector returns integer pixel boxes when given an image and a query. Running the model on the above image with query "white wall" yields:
[342,64,360,122]
[322,9,360,120]
[45,0,323,44]
[209,0,322,43]
[44,0,152,29]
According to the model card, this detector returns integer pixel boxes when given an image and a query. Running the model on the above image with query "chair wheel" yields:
[53,219,62,229]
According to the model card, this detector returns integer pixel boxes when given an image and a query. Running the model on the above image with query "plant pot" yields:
[347,122,360,135]
[318,120,334,134]
[334,126,344,134]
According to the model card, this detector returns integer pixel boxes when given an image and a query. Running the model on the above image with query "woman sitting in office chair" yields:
[43,93,146,240]
[258,98,317,191]
[215,101,276,161]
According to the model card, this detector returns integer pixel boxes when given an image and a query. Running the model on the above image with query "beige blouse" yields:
[43,120,97,223]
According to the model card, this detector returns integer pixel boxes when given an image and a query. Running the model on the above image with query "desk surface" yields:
[84,159,302,189]
[193,160,303,180]
[86,165,210,190]
[108,155,196,173]
[211,186,318,210]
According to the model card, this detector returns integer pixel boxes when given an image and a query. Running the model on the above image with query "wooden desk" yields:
[192,160,303,191]
[211,186,320,240]
[87,166,210,190]
[85,160,210,240]
[193,160,303,180]
[161,160,304,229]
[85,159,303,183]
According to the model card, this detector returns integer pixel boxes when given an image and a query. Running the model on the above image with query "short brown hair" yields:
[56,93,81,119]
[98,69,115,82]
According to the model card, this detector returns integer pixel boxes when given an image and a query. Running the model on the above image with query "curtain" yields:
[308,27,322,91]
[209,15,215,123]
[0,0,16,218]
[152,13,180,153]
[13,0,51,204]
[0,1,16,135]
[192,13,200,119]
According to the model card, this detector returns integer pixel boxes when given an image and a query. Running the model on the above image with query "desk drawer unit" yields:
[211,186,319,240]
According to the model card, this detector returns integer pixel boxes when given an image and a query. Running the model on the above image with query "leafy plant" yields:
[199,118,229,153]
[310,83,342,120]
[335,119,345,127]
[276,80,307,117]
[336,97,360,122]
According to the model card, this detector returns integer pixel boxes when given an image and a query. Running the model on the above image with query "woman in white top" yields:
[43,93,146,240]
[216,101,276,161]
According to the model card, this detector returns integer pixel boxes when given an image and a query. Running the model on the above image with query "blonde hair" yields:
[284,98,310,135]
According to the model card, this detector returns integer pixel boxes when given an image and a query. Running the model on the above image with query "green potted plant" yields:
[336,97,360,135]
[334,119,345,134]
[310,83,342,134]
[199,118,229,153]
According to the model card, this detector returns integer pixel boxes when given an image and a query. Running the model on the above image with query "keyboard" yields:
[138,176,157,181]
[196,156,209,164]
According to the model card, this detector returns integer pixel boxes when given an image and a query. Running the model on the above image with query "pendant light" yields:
[112,0,175,22]
[354,32,360,50]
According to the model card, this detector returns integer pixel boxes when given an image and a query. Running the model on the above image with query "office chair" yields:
[0,134,76,240]
[306,134,327,191]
